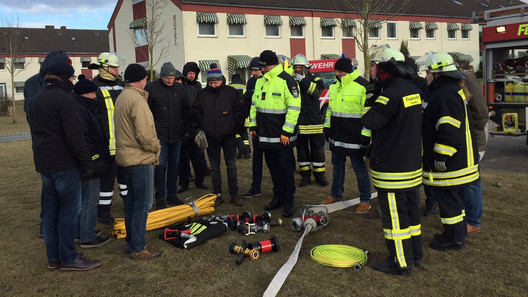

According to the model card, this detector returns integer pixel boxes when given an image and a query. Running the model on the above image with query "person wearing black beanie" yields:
[334,57,354,74]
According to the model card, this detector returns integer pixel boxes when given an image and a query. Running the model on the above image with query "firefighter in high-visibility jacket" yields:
[291,54,329,187]
[89,52,127,225]
[250,50,301,218]
[362,46,423,275]
[421,52,479,251]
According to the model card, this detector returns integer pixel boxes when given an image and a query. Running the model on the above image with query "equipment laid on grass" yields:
[162,219,227,249]
[110,194,216,239]
[205,211,283,235]
[310,244,369,271]
[263,193,377,297]
[229,236,280,265]
[290,205,329,232]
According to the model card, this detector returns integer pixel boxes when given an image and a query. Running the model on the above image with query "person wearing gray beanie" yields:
[160,62,177,77]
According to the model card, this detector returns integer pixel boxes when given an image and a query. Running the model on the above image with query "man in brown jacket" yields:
[114,63,161,259]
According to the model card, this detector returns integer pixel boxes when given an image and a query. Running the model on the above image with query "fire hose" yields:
[262,192,378,297]
[310,244,369,270]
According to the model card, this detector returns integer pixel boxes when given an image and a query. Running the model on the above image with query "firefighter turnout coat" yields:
[422,76,479,188]
[250,64,301,150]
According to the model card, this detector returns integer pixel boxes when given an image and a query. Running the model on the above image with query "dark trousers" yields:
[178,142,206,187]
[264,147,296,207]
[99,157,127,206]
[297,133,326,178]
[207,135,238,197]
[250,137,263,192]
[154,141,181,201]
[378,188,422,269]
[431,187,467,244]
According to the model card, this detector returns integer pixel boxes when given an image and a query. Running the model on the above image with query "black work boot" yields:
[430,233,466,251]
[230,195,244,207]
[424,200,437,216]
[315,175,329,186]
[156,199,167,210]
[299,176,311,187]
[97,205,114,225]
[373,258,413,275]
[213,193,224,207]
[167,195,185,206]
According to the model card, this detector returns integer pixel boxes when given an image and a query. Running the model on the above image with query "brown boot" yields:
[230,195,244,207]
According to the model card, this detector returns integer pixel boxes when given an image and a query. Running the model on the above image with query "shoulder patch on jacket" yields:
[278,71,299,98]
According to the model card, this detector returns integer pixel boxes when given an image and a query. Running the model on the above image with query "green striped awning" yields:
[409,22,423,30]
[196,12,218,24]
[129,17,147,29]
[321,18,337,27]
[341,19,357,28]
[448,52,474,63]
[14,58,25,63]
[321,54,341,60]
[264,15,283,26]
[447,23,460,31]
[425,22,438,30]
[0,58,5,63]
[38,57,45,63]
[227,14,247,25]
[461,23,473,31]
[14,81,25,88]
[199,60,220,72]
[81,57,92,62]
[227,55,252,78]
[289,16,306,26]
[368,20,382,28]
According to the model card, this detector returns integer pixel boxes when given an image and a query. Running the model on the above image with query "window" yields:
[410,29,420,39]
[14,58,25,70]
[264,15,283,38]
[409,22,422,39]
[341,19,356,38]
[448,30,456,39]
[81,58,91,68]
[369,27,380,38]
[368,20,381,39]
[387,22,397,39]
[461,23,472,40]
[0,58,5,70]
[291,25,304,37]
[426,29,435,39]
[461,30,469,39]
[320,18,337,38]
[197,12,218,37]
[135,28,148,46]
[14,81,24,94]
[447,23,460,39]
[0,83,6,99]
[425,22,438,39]
[227,14,246,37]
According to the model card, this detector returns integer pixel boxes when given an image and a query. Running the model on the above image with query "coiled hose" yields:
[310,244,368,268]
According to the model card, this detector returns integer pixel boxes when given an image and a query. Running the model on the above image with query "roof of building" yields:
[180,0,524,18]
[0,26,109,56]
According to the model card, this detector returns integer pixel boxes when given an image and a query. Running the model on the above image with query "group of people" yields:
[25,46,485,275]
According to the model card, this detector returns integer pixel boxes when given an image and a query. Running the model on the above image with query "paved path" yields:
[0,132,31,143]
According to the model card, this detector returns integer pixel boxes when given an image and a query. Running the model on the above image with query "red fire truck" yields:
[309,58,338,118]
[478,4,528,144]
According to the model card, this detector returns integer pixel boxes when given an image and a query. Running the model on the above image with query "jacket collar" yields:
[125,85,149,99]
[336,69,360,87]
[263,64,284,80]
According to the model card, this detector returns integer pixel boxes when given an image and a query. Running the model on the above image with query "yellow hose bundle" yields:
[310,244,368,268]
[110,194,217,239]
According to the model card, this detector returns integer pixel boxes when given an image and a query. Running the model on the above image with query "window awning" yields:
[447,23,460,31]
[368,20,382,28]
[461,23,473,31]
[227,14,247,25]
[264,15,283,26]
[129,17,147,29]
[14,82,25,88]
[320,18,337,27]
[38,57,45,63]
[81,57,92,62]
[196,12,218,24]
[14,58,25,63]
[341,19,357,28]
[199,60,220,72]
[409,22,423,30]
[448,52,473,63]
[425,22,438,30]
[289,16,306,26]
[227,55,252,78]
[321,54,341,60]
[0,58,5,63]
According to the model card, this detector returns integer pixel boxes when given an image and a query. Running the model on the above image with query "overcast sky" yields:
[0,0,527,31]
[0,0,117,30]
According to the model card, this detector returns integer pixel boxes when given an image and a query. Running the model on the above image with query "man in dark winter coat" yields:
[183,61,202,92]
[89,52,126,224]
[146,62,192,209]
[30,61,101,271]
[193,64,246,207]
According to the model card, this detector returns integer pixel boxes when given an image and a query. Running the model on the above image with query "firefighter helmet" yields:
[97,52,121,67]
[292,54,310,68]
[420,51,465,79]
[369,45,405,63]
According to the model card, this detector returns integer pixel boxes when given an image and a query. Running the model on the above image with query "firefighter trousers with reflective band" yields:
[378,189,422,269]
[296,133,326,178]
[99,158,128,206]
[428,186,467,244]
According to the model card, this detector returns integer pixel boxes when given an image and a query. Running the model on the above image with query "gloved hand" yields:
[294,73,305,82]
[194,130,208,150]
[359,135,371,148]
[434,159,447,172]
[81,165,95,180]
[280,135,290,145]
[323,128,331,143]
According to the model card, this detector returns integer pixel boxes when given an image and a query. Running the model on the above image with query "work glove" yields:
[80,163,95,180]
[294,73,305,82]
[434,159,447,172]
[359,135,371,149]
[194,130,208,150]
[323,128,331,143]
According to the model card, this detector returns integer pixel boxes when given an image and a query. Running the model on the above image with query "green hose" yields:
[310,244,368,268]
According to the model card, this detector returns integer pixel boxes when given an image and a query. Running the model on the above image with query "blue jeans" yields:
[155,141,181,201]
[124,164,154,253]
[40,168,82,264]
[250,137,263,192]
[463,163,482,227]
[331,152,371,202]
[78,178,100,243]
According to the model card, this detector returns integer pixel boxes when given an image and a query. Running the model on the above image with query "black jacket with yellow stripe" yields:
[362,75,423,192]
[422,76,479,188]
[297,72,324,132]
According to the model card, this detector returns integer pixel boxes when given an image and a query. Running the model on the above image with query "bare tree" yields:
[0,16,32,123]
[129,0,170,81]
[341,0,412,79]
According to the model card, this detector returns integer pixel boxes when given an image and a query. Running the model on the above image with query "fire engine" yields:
[476,4,528,144]
[309,58,338,117]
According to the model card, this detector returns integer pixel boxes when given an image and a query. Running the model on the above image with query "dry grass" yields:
[0,101,30,135]
[1,105,528,296]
